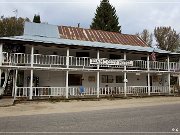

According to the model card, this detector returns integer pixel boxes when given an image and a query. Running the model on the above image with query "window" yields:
[68,74,82,86]
[53,52,57,55]
[76,52,89,57]
[35,50,39,54]
[101,75,113,83]
[141,57,147,61]
[116,75,123,83]
[109,54,121,59]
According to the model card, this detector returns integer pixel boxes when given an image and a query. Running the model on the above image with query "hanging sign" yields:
[90,59,133,66]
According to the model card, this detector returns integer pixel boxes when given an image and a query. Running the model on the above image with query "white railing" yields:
[99,87,124,95]
[169,62,180,71]
[150,86,169,94]
[68,87,79,96]
[14,86,171,98]
[33,87,66,96]
[149,61,168,70]
[133,60,147,69]
[126,86,148,94]
[84,87,97,95]
[69,56,94,67]
[2,52,180,71]
[16,87,30,97]
[10,53,31,65]
[34,54,66,66]
[2,52,10,64]
[68,87,97,96]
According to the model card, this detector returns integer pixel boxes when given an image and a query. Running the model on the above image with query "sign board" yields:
[90,59,133,66]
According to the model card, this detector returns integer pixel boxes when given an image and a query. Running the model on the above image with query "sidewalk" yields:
[0,96,180,117]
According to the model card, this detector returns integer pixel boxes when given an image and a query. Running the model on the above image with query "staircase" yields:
[0,70,12,97]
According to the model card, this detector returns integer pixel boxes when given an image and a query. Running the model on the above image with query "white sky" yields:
[0,0,180,35]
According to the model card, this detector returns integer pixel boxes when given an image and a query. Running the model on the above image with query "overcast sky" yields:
[1,0,180,35]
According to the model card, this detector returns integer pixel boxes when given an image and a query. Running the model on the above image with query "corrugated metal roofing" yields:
[0,35,173,54]
[24,22,59,38]
[0,22,179,55]
[59,26,147,47]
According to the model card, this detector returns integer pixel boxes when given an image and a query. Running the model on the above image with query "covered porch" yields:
[11,70,173,99]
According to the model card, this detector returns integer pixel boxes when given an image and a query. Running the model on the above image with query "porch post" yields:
[31,46,34,67]
[13,70,18,99]
[167,55,171,94]
[66,48,69,68]
[124,52,127,97]
[0,43,3,86]
[65,71,69,99]
[12,70,15,97]
[168,73,171,94]
[97,49,100,98]
[147,54,150,96]
[29,45,34,100]
[29,69,33,100]
[167,55,170,71]
[66,48,69,99]
[178,75,180,88]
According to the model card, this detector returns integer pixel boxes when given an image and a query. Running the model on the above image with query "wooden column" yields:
[30,46,34,100]
[66,48,69,99]
[178,75,180,88]
[124,52,127,97]
[167,55,171,94]
[0,44,3,86]
[13,70,18,100]
[30,70,33,100]
[97,49,100,98]
[31,46,34,67]
[147,54,150,96]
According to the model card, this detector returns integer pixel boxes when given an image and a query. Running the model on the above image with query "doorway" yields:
[68,74,82,86]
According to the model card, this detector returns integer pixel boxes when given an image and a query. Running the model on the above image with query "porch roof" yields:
[0,35,176,55]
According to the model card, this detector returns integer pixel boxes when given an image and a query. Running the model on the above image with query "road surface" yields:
[0,103,180,134]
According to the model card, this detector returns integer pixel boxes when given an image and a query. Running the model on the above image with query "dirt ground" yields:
[0,96,180,117]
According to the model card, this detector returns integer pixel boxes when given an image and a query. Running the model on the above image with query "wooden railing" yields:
[150,86,169,94]
[16,87,30,97]
[15,86,171,98]
[126,86,148,94]
[33,54,66,66]
[99,87,124,95]
[68,87,97,96]
[2,52,180,71]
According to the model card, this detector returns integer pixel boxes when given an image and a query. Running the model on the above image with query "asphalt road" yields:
[0,103,180,135]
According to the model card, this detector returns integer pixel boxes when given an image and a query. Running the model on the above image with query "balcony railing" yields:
[15,86,170,98]
[2,52,180,71]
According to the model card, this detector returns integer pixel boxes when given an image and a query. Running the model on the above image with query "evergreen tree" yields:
[33,14,41,23]
[90,0,121,33]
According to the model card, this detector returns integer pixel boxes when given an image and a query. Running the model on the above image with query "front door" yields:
[68,74,82,86]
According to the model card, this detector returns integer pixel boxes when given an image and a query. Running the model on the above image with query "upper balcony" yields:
[2,52,180,72]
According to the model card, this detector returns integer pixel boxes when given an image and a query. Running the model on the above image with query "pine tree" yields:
[90,0,121,33]
[33,14,41,23]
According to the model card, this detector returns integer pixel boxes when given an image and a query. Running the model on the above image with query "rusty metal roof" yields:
[58,26,147,47]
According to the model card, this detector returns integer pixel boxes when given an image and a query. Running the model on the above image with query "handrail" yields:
[1,52,180,71]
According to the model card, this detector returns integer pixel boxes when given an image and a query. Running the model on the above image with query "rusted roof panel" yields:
[58,26,147,47]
